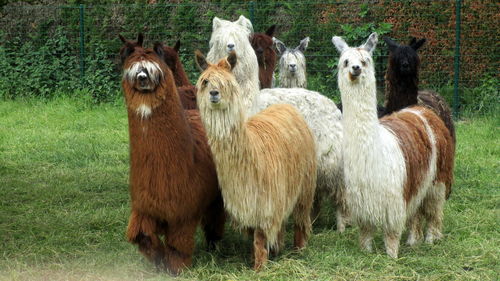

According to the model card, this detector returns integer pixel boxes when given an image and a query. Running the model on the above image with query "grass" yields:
[0,97,498,280]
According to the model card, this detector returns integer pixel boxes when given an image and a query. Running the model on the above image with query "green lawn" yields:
[0,98,498,281]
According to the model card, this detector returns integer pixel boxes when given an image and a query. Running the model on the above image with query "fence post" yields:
[453,0,461,119]
[79,4,85,84]
[249,1,255,25]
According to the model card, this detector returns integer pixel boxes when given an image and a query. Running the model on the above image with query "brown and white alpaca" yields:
[382,37,456,143]
[158,40,197,109]
[195,50,317,270]
[120,34,225,275]
[250,25,277,89]
[332,33,455,258]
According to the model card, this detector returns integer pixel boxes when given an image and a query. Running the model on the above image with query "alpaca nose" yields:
[138,72,148,81]
[209,90,219,97]
[352,65,360,71]
[227,43,235,49]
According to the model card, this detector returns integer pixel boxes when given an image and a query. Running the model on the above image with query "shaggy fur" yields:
[332,33,455,258]
[207,15,260,114]
[208,15,347,230]
[195,51,317,271]
[120,35,225,275]
[250,25,277,89]
[274,37,309,88]
[382,37,455,143]
[159,40,197,109]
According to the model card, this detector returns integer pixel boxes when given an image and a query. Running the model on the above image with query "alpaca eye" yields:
[361,60,367,66]
[344,59,349,67]
[202,79,208,86]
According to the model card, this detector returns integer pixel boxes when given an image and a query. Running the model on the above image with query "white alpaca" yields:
[332,33,455,258]
[207,15,347,231]
[207,15,260,114]
[274,37,309,88]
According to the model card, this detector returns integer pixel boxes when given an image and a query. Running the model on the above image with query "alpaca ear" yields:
[235,15,254,33]
[265,25,276,37]
[273,38,287,55]
[411,38,426,51]
[137,33,144,47]
[213,17,222,30]
[153,42,165,61]
[226,51,237,70]
[118,34,127,44]
[409,37,417,46]
[173,40,181,52]
[296,37,310,53]
[194,50,208,72]
[383,36,399,53]
[362,32,378,54]
[332,36,349,54]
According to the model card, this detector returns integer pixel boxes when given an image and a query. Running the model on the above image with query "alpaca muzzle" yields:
[209,90,220,103]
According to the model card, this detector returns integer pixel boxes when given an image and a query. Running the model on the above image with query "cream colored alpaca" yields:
[195,50,317,270]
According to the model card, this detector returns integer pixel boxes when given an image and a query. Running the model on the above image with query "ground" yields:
[0,98,498,280]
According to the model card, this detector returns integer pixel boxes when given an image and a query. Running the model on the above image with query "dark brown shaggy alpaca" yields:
[250,25,277,89]
[119,34,225,275]
[382,37,456,143]
[160,40,198,109]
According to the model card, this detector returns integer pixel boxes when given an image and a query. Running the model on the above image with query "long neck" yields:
[174,60,192,87]
[340,75,380,147]
[384,68,419,114]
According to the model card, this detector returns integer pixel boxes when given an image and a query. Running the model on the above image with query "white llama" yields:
[332,33,455,258]
[206,15,347,231]
[274,37,309,88]
[207,16,347,232]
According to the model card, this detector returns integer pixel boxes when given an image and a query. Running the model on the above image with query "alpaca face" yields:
[196,51,239,111]
[122,47,164,92]
[275,37,309,76]
[384,37,426,77]
[332,33,378,84]
[251,34,274,65]
[210,15,253,55]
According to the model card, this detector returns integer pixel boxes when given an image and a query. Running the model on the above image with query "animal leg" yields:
[406,210,424,246]
[293,181,314,249]
[423,182,446,244]
[201,194,226,251]
[126,211,165,269]
[359,223,375,253]
[270,223,285,257]
[164,220,198,276]
[253,228,268,271]
[384,230,402,259]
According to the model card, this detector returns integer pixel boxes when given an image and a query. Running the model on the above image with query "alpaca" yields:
[382,37,456,143]
[207,15,347,231]
[250,25,277,89]
[159,40,197,109]
[195,50,317,271]
[332,33,455,258]
[274,37,309,88]
[207,15,260,114]
[119,34,225,275]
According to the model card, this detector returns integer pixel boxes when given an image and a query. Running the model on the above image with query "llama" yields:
[119,34,225,275]
[207,15,260,114]
[382,37,456,142]
[250,25,277,89]
[195,50,317,271]
[207,15,347,231]
[332,33,455,258]
[159,40,197,109]
[274,37,309,88]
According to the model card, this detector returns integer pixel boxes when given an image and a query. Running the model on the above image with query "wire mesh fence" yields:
[0,1,498,115]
